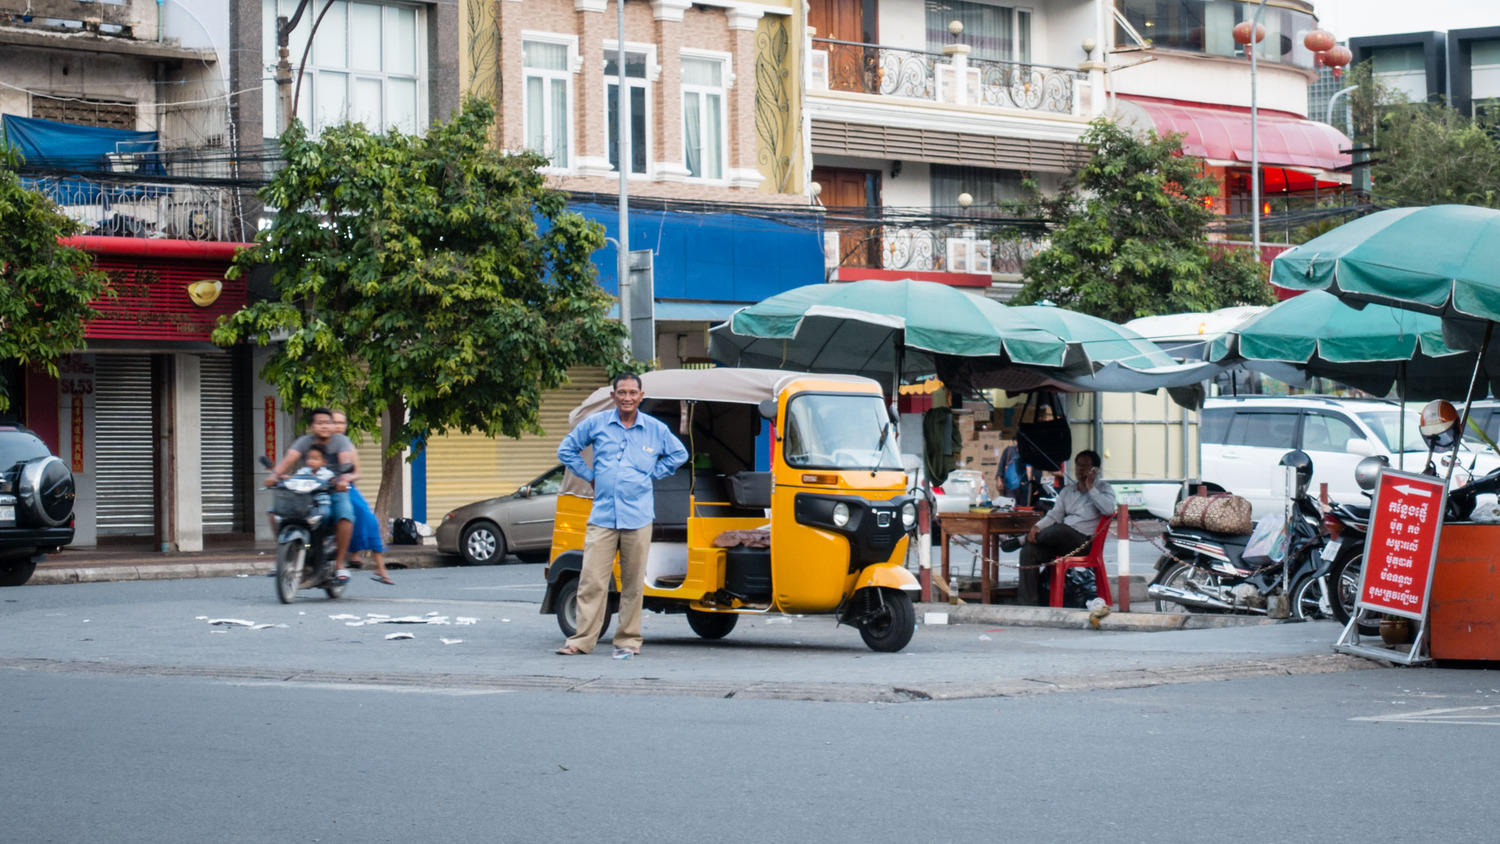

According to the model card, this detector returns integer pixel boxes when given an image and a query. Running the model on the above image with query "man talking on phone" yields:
[1011,450,1114,606]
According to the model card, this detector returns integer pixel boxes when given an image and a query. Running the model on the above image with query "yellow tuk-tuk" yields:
[541,368,920,652]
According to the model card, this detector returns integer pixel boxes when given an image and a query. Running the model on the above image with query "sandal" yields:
[371,574,395,585]
[555,645,587,655]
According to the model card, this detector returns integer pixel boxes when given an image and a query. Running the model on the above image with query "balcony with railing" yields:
[810,37,1083,117]
[16,147,257,242]
[824,218,1047,279]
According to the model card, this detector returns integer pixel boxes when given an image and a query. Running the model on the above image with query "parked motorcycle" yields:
[1149,450,1335,618]
[259,455,349,604]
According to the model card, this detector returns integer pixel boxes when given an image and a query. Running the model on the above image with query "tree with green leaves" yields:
[1010,120,1274,323]
[214,97,626,521]
[0,145,111,412]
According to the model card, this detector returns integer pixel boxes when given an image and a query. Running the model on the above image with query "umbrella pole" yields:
[1447,323,1493,486]
[1399,361,1407,472]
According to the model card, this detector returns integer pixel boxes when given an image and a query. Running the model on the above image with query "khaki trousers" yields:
[565,523,652,653]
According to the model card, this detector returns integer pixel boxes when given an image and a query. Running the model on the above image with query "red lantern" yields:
[1304,29,1336,53]
[1323,44,1352,68]
[1232,21,1265,46]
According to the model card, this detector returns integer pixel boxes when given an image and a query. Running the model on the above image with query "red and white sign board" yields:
[1357,468,1446,620]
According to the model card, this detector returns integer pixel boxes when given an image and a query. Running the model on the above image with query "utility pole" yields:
[274,1,314,134]
[616,0,632,358]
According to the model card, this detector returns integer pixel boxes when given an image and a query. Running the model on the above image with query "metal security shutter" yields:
[198,354,241,533]
[354,433,384,512]
[810,119,1087,173]
[94,355,156,537]
[424,368,608,524]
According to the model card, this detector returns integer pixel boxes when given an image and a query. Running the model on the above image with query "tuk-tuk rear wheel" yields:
[685,609,738,640]
[554,576,613,639]
[858,587,915,652]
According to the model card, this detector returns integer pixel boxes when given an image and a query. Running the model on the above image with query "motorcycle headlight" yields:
[832,502,850,528]
[901,502,917,529]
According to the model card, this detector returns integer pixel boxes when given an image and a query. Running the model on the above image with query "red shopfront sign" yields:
[63,236,251,341]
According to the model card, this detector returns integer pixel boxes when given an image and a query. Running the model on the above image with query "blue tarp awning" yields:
[573,202,824,305]
[2,113,165,204]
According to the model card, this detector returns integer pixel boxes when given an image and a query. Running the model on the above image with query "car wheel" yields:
[460,521,506,566]
[0,560,37,587]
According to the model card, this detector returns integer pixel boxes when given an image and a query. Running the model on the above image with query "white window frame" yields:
[679,48,732,184]
[263,0,429,139]
[602,40,657,179]
[521,31,579,172]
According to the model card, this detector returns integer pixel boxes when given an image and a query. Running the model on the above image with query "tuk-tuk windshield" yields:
[784,393,902,471]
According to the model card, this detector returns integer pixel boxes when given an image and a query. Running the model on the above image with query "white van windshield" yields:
[783,393,902,470]
[1357,410,1425,453]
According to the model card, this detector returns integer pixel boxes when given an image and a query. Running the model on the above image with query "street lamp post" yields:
[1233,2,1271,259]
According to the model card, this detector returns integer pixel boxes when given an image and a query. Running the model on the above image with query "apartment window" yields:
[930,164,1024,212]
[262,0,424,139]
[605,47,650,175]
[682,55,727,181]
[524,38,573,168]
[925,2,1031,63]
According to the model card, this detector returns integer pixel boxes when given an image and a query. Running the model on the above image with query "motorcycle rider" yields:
[266,407,359,582]
[1010,449,1115,605]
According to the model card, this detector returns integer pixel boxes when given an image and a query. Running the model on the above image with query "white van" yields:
[1198,396,1500,519]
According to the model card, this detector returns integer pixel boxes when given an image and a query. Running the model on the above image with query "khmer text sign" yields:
[1358,469,1446,620]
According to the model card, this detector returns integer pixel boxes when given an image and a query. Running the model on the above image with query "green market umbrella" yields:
[1208,290,1480,401]
[1271,204,1500,397]
[936,304,1229,407]
[708,279,1068,387]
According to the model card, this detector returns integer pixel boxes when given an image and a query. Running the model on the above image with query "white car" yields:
[1196,396,1500,520]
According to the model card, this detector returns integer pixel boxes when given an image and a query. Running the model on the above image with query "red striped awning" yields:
[1119,96,1352,171]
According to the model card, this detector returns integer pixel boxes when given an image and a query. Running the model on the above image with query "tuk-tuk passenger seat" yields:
[727,471,772,509]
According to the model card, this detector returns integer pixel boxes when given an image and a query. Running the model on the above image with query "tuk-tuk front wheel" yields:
[857,587,916,653]
[685,609,738,640]
[554,577,613,639]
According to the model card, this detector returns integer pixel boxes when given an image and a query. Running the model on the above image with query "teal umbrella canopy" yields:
[708,279,1068,383]
[1208,290,1477,400]
[1006,304,1181,371]
[1272,205,1500,322]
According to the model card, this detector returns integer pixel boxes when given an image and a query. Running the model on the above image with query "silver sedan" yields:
[434,465,563,565]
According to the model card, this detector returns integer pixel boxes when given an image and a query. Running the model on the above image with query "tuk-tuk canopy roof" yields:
[568,368,881,429]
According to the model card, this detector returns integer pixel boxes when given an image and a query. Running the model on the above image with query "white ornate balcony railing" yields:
[811,38,1082,116]
[874,226,1048,275]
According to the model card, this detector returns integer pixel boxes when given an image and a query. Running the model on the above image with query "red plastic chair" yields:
[1048,515,1114,608]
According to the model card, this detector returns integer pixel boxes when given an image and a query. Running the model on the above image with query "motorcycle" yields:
[259,455,349,604]
[1148,450,1336,618]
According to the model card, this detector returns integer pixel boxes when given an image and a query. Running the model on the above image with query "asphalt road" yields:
[4,566,1500,842]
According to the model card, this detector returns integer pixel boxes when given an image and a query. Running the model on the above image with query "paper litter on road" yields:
[455,617,478,626]
[236,574,249,578]
[385,632,414,640]
[501,619,511,623]
[366,613,391,619]
[329,613,360,620]
[923,612,949,625]
[764,617,791,624]
[978,634,992,641]
[195,616,208,620]
[207,619,256,627]
[344,621,366,627]
[425,611,441,617]
[440,638,463,645]
[251,623,289,630]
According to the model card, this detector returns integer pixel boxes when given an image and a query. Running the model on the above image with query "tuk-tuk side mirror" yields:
[758,399,777,421]
[518,485,532,498]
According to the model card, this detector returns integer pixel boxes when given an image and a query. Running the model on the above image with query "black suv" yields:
[0,420,75,586]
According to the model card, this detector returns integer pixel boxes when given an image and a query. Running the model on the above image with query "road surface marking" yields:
[1352,705,1500,726]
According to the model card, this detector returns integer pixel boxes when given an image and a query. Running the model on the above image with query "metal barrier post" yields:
[1116,504,1131,612]
[916,498,932,602]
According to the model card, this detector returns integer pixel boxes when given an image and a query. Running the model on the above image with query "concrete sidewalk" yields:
[29,540,453,585]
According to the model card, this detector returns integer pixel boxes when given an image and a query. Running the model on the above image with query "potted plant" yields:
[1379,614,1415,646]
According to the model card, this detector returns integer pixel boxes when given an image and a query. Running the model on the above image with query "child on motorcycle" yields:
[292,443,336,520]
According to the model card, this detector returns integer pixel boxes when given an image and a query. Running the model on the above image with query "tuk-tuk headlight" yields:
[901,502,916,529]
[832,502,851,528]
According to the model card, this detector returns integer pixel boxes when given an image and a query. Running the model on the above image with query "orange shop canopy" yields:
[1116,95,1352,174]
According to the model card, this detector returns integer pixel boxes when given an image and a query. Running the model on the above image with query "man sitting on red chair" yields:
[1008,449,1115,606]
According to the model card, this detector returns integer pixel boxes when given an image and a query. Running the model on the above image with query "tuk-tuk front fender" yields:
[852,562,921,593]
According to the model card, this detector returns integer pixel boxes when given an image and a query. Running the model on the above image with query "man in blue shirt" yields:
[554,372,688,657]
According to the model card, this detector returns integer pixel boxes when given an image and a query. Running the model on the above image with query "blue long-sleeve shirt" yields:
[557,408,689,530]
